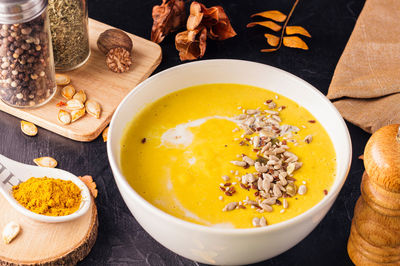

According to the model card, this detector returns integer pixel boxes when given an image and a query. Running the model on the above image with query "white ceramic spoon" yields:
[0,154,91,223]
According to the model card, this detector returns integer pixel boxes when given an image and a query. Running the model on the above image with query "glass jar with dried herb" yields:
[0,0,57,108]
[48,0,90,71]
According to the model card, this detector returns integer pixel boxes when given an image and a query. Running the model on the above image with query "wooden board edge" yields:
[0,19,163,142]
[0,201,98,266]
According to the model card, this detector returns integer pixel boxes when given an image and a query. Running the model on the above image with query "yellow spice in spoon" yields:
[12,177,81,216]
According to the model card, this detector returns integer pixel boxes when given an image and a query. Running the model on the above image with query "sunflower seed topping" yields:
[218,98,317,227]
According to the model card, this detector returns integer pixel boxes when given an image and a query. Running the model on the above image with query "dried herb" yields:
[48,0,89,70]
[247,0,311,52]
[151,0,186,43]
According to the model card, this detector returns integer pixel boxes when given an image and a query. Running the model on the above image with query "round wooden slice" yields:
[0,194,98,265]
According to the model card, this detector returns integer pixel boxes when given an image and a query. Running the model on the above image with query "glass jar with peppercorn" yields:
[48,0,90,71]
[0,0,57,108]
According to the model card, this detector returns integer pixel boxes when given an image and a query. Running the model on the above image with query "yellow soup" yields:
[121,84,336,228]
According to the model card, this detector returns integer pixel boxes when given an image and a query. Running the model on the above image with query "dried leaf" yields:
[246,21,282,32]
[102,127,109,142]
[151,0,186,43]
[283,36,309,50]
[251,10,287,22]
[261,48,278,52]
[175,26,207,61]
[33,157,57,168]
[286,26,311,38]
[264,33,280,47]
[359,154,364,160]
[198,3,237,40]
[78,175,98,198]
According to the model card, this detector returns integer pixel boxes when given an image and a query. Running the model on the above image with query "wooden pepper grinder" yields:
[348,124,400,265]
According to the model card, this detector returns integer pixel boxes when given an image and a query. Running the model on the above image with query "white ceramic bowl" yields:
[107,60,352,265]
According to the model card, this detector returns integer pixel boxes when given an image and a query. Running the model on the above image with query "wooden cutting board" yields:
[0,194,98,265]
[0,19,162,142]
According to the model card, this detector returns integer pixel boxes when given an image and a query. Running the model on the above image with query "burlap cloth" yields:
[327,0,400,133]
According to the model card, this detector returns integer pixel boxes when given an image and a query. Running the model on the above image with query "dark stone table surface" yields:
[0,0,369,265]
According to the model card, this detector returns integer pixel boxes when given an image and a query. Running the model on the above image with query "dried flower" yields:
[151,0,186,43]
[175,26,207,61]
[174,1,236,61]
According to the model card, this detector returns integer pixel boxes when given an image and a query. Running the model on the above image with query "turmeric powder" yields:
[12,177,82,216]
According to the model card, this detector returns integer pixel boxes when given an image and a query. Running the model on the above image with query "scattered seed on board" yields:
[33,157,57,168]
[57,110,72,125]
[222,202,237,212]
[73,90,87,104]
[71,108,86,122]
[55,73,70,86]
[20,121,37,136]
[298,185,307,195]
[66,99,84,111]
[61,85,75,100]
[102,127,109,142]
[86,100,102,119]
[2,221,20,244]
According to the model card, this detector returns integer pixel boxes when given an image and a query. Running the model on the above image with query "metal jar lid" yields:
[0,0,48,24]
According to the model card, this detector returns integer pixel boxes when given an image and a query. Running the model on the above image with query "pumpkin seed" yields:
[55,73,70,86]
[85,100,101,119]
[2,221,20,244]
[20,121,37,136]
[33,157,58,168]
[66,99,84,111]
[71,108,86,122]
[57,110,71,125]
[102,127,109,142]
[61,85,75,100]
[73,90,87,103]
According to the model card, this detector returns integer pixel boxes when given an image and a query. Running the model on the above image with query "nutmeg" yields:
[97,29,133,55]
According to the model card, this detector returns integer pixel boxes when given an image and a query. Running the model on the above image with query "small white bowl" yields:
[107,60,352,265]
[0,154,92,223]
